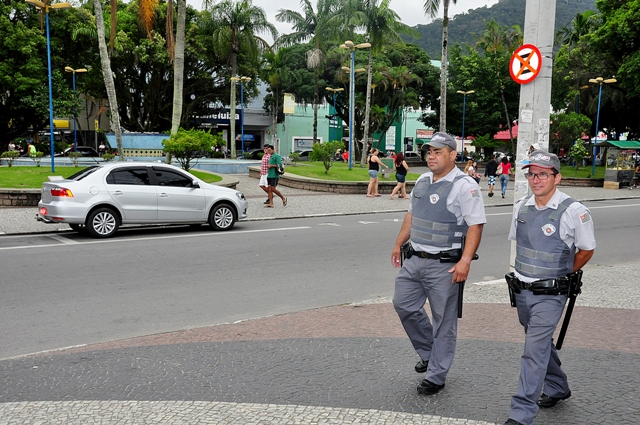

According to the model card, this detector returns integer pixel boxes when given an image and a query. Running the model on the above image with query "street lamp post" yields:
[231,76,251,157]
[340,40,370,169]
[588,76,617,176]
[325,87,344,143]
[26,0,72,173]
[456,90,474,153]
[65,66,87,152]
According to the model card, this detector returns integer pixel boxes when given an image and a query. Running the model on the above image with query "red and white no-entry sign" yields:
[509,44,542,85]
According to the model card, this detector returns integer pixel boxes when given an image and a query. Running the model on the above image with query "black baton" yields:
[555,270,583,350]
[455,236,479,319]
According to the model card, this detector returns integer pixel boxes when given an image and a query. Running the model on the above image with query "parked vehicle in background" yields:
[54,146,101,157]
[37,162,248,238]
[284,150,312,162]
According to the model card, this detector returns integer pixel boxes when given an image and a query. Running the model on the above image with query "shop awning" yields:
[594,140,640,149]
[493,124,518,140]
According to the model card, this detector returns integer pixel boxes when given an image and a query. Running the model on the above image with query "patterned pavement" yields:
[1,174,639,424]
[1,261,638,425]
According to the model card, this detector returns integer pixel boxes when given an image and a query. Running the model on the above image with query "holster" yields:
[505,272,519,307]
[438,249,462,263]
[401,242,413,262]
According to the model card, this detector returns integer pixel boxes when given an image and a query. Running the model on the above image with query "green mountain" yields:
[407,0,597,58]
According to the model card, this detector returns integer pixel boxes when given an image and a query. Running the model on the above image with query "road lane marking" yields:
[47,235,81,245]
[0,226,312,251]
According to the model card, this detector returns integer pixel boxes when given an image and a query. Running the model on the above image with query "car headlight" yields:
[236,192,246,201]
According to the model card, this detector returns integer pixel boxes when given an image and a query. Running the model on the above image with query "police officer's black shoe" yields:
[504,419,524,425]
[414,359,428,373]
[537,391,571,408]
[416,379,444,395]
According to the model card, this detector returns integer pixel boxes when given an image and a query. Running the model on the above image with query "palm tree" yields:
[476,19,521,155]
[276,0,340,145]
[202,0,277,158]
[424,0,458,132]
[555,10,598,49]
[92,0,124,158]
[350,0,419,165]
[261,49,297,149]
[170,0,186,136]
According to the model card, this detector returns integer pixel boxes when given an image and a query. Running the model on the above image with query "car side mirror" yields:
[192,180,200,188]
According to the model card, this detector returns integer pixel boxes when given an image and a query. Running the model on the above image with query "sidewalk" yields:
[1,174,639,424]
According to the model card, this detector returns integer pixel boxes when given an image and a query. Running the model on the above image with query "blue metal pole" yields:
[349,50,355,170]
[240,82,245,157]
[593,83,603,176]
[46,12,55,172]
[332,93,337,142]
[72,72,77,151]
[461,94,467,143]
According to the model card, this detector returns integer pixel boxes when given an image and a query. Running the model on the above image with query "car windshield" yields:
[67,166,100,181]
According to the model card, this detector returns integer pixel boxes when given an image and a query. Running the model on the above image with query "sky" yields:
[186,0,501,44]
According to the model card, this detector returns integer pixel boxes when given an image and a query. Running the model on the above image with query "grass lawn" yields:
[559,164,606,179]
[285,161,422,181]
[0,166,222,189]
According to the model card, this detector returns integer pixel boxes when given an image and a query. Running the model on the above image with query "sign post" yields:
[510,0,557,269]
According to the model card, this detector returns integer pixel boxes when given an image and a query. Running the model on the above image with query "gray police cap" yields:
[522,149,561,173]
[427,132,457,150]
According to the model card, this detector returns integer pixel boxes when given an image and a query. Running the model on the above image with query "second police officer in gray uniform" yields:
[504,150,595,425]
[391,132,486,395]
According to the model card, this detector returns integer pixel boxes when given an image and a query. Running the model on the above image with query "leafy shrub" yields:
[1,151,20,167]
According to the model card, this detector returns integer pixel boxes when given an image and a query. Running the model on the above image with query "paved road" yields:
[1,174,639,424]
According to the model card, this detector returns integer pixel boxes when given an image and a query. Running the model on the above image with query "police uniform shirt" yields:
[408,167,487,253]
[508,189,596,283]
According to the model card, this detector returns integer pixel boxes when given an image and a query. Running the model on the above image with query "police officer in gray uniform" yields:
[391,132,486,395]
[504,150,595,425]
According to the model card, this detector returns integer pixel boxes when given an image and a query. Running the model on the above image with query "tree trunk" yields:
[170,0,186,135]
[229,55,237,159]
[93,0,124,159]
[439,3,449,133]
[361,50,374,167]
[313,69,318,143]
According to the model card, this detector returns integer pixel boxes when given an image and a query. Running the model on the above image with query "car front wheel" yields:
[86,207,119,238]
[209,203,236,231]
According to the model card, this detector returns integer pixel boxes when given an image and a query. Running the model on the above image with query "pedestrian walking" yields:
[265,145,287,208]
[390,132,486,396]
[390,152,409,199]
[259,144,272,204]
[366,148,389,197]
[499,156,512,198]
[484,154,499,197]
[503,149,595,425]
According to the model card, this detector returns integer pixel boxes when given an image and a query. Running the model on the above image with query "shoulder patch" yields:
[470,189,480,198]
[580,212,591,224]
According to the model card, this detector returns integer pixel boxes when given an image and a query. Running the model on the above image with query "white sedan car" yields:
[37,162,248,238]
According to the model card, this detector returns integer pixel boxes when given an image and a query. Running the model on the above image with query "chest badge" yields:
[541,223,556,236]
[430,194,440,204]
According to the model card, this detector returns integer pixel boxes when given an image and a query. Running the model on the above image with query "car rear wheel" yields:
[209,203,236,231]
[86,208,119,238]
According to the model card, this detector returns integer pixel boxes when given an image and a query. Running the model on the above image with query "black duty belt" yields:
[412,251,445,259]
[505,272,573,296]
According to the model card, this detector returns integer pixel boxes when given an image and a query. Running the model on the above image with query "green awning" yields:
[594,140,640,149]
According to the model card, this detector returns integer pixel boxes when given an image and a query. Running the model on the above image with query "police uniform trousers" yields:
[509,290,570,425]
[393,256,459,385]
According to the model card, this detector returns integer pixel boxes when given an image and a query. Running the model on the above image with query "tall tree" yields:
[423,0,457,133]
[276,0,340,145]
[202,0,276,158]
[476,19,522,154]
[170,0,186,135]
[350,0,419,165]
[93,0,124,158]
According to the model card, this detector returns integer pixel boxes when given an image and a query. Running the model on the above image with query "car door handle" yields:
[113,191,123,196]
[159,193,168,198]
